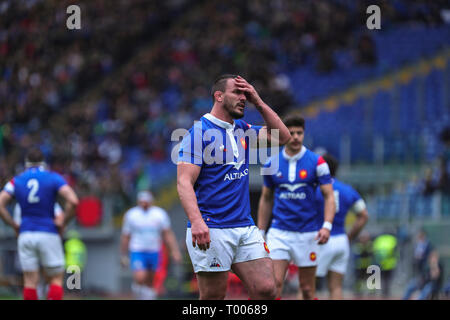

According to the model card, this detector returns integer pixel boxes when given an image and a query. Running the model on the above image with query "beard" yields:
[224,97,245,119]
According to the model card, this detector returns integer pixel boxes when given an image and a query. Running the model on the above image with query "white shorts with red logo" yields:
[186,225,270,273]
[316,234,350,277]
[18,231,65,275]
[266,228,319,267]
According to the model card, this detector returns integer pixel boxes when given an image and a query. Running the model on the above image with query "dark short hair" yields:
[25,147,45,164]
[282,113,305,129]
[211,74,238,102]
[322,153,339,177]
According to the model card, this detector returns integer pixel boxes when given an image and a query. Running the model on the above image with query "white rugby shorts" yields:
[186,225,270,273]
[18,231,65,275]
[316,234,350,277]
[266,228,320,267]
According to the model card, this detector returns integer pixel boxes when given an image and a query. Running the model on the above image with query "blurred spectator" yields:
[402,228,433,300]
[1,0,448,206]
[356,33,377,66]
[352,230,374,297]
[417,250,444,300]
[373,232,398,298]
[437,127,450,195]
[444,278,450,298]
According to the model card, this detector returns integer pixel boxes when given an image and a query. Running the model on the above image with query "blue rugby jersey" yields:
[3,166,67,234]
[178,113,262,228]
[315,178,366,236]
[264,146,332,232]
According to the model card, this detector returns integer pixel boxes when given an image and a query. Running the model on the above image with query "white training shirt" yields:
[121,205,171,252]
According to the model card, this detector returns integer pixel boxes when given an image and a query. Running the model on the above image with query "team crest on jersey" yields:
[264,242,270,254]
[299,169,308,179]
[210,258,221,268]
[309,252,317,261]
[276,171,283,178]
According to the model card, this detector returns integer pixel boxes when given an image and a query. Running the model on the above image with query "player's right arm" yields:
[257,186,274,238]
[58,184,79,227]
[120,210,132,268]
[177,162,210,251]
[347,200,369,242]
[0,190,19,236]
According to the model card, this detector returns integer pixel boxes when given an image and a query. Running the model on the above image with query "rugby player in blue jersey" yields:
[0,148,79,300]
[177,74,290,300]
[315,153,369,299]
[257,114,336,300]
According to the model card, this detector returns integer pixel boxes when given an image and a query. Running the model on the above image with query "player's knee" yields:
[133,272,147,285]
[256,280,277,299]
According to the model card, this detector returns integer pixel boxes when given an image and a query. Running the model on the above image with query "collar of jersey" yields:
[26,165,46,171]
[282,145,306,161]
[203,113,235,130]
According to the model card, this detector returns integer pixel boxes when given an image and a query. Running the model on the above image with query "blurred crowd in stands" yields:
[405,127,450,201]
[0,0,449,210]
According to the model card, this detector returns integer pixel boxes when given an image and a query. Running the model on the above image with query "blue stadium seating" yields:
[286,24,450,163]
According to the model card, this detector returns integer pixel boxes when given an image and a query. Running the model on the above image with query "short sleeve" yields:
[177,122,203,166]
[316,156,332,185]
[349,188,366,213]
[239,120,262,136]
[53,173,68,190]
[263,160,274,188]
[3,179,15,196]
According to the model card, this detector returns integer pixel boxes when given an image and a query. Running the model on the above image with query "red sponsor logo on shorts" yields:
[310,252,317,261]
[264,242,270,254]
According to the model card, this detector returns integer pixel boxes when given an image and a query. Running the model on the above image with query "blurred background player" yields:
[315,153,369,299]
[0,148,79,300]
[257,113,335,300]
[177,74,290,300]
[13,202,64,299]
[120,190,182,300]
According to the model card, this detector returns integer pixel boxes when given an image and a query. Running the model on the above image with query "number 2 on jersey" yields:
[27,179,40,203]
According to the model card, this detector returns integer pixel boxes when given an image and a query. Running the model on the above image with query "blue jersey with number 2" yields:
[3,166,67,234]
